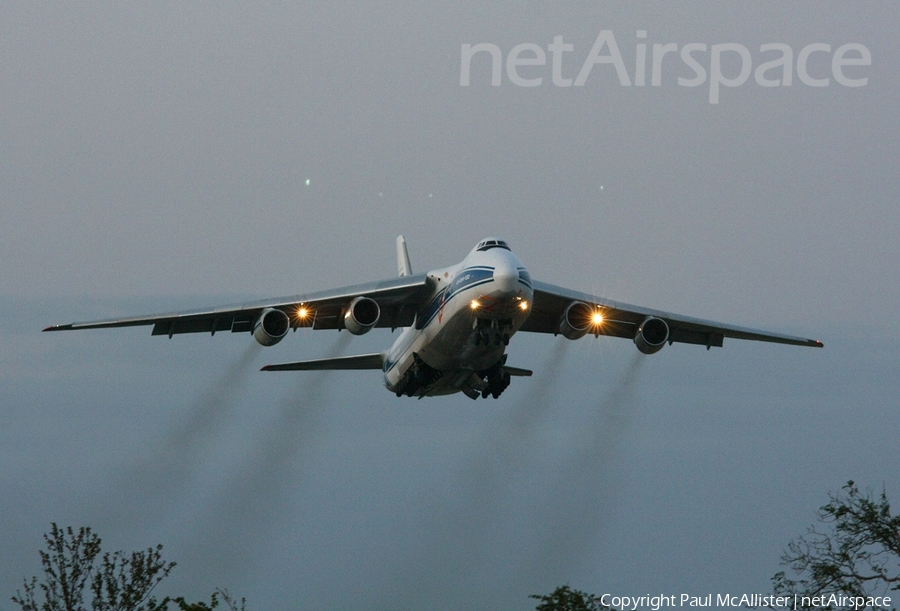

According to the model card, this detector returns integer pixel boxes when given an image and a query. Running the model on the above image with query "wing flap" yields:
[261,353,385,371]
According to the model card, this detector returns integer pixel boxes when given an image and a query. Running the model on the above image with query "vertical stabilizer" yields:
[396,235,413,277]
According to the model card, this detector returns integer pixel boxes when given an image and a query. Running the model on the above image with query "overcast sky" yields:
[1,4,898,610]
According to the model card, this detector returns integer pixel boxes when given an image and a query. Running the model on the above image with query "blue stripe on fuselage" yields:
[451,266,493,293]
[418,266,494,329]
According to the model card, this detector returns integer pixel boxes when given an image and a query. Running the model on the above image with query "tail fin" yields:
[396,235,413,277]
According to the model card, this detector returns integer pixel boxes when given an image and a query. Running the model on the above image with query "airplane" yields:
[44,236,823,400]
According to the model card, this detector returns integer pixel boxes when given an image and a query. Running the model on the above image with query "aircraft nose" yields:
[493,261,519,294]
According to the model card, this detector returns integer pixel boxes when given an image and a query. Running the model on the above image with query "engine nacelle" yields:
[253,308,290,346]
[557,301,594,340]
[634,317,669,354]
[343,296,380,335]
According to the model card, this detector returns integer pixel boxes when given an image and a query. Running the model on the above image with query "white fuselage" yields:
[382,241,533,397]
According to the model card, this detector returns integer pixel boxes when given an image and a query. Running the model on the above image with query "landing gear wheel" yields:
[491,371,511,398]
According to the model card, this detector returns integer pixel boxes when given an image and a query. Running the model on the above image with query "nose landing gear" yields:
[473,318,512,346]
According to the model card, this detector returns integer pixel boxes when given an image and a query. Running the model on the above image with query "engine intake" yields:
[253,308,290,346]
[344,296,380,335]
[557,301,594,340]
[634,317,669,354]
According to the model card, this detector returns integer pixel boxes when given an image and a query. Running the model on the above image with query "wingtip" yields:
[812,339,824,348]
[260,365,272,372]
[42,324,69,332]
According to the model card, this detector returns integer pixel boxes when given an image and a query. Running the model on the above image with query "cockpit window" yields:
[476,239,510,252]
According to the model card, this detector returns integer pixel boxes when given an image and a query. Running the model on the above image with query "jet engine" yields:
[634,316,669,354]
[343,296,380,335]
[253,308,290,346]
[557,301,594,340]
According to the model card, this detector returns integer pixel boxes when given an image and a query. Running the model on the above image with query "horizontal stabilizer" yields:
[262,353,384,372]
[505,366,533,377]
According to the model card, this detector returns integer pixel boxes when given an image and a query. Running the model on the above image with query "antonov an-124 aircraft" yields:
[45,237,823,400]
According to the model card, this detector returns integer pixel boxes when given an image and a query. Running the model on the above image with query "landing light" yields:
[297,306,309,320]
[519,301,529,311]
[592,311,604,325]
[470,300,480,310]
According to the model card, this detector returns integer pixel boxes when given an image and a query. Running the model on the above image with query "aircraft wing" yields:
[519,280,823,349]
[43,274,433,337]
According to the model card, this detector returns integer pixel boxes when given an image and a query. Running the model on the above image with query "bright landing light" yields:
[296,306,309,320]
[592,311,604,325]
[519,301,529,311]
[470,300,480,310]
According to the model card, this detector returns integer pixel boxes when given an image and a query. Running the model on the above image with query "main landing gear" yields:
[481,364,511,399]
[460,363,511,400]
[466,354,511,400]
[394,354,441,397]
[394,354,514,400]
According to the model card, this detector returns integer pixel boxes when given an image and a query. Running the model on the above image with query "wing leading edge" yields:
[520,281,823,349]
[43,274,433,337]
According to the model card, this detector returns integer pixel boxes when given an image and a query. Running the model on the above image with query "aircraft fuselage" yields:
[383,239,533,398]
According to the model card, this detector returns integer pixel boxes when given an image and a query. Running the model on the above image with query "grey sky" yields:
[1,3,898,610]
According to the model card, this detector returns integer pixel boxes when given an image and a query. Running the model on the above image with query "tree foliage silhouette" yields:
[11,523,174,611]
[529,585,614,611]
[531,482,900,611]
[10,524,196,611]
[171,589,245,611]
[772,481,900,610]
